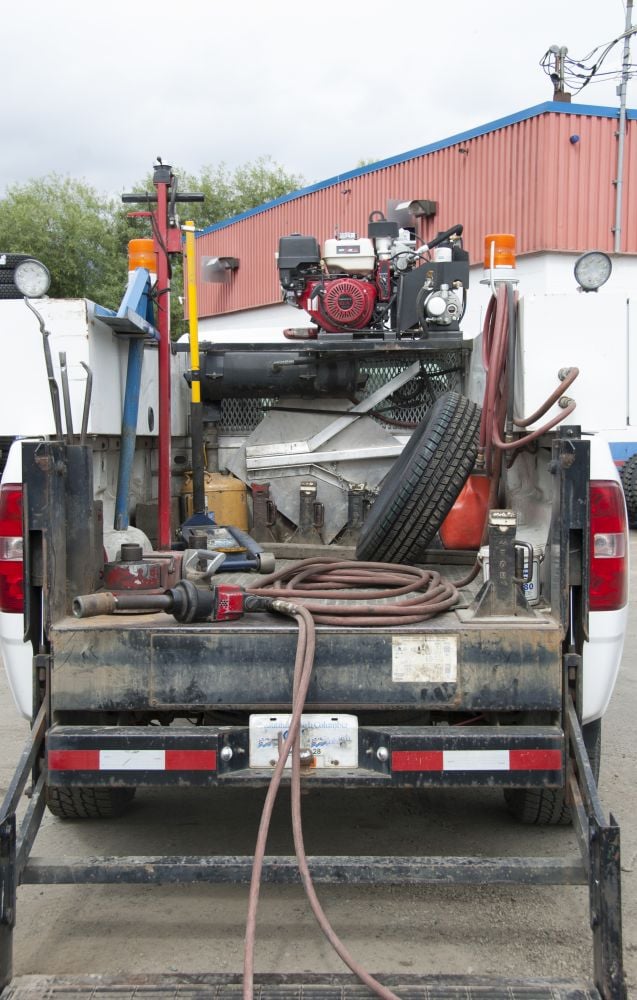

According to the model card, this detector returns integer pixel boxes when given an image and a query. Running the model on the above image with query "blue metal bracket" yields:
[112,268,159,529]
[95,269,159,341]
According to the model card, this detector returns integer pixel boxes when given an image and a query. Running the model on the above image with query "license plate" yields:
[249,713,358,769]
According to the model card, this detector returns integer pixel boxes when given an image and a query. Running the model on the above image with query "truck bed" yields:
[49,561,562,716]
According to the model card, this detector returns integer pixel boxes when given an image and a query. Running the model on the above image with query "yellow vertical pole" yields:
[184,221,205,514]
[185,221,201,403]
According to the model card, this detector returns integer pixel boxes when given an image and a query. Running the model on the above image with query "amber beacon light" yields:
[482,233,518,285]
[128,238,156,275]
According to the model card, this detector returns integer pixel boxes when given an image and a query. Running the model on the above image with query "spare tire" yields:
[620,453,637,527]
[356,391,481,564]
[0,252,31,299]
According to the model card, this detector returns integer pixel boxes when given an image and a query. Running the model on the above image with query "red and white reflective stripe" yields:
[392,748,562,772]
[48,749,217,771]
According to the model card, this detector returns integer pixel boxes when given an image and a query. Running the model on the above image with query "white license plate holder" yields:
[248,713,358,769]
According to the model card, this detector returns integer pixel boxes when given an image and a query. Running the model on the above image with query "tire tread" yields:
[356,391,481,563]
[46,785,135,819]
[504,719,601,826]
[620,454,637,526]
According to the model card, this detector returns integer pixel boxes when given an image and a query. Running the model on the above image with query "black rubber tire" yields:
[46,785,136,819]
[620,454,637,526]
[0,283,23,300]
[504,718,601,825]
[0,252,30,267]
[356,391,481,564]
[0,252,31,298]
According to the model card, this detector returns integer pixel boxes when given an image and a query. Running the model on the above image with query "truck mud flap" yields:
[0,971,603,999]
[0,701,625,999]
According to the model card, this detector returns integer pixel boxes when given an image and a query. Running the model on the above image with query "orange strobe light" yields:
[128,238,156,274]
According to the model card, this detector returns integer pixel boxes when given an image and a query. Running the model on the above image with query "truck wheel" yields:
[356,391,481,564]
[620,454,637,526]
[46,786,136,819]
[504,718,601,825]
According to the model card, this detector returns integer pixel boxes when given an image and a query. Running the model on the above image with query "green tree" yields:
[0,175,130,308]
[128,157,303,336]
[0,158,303,333]
[130,156,303,230]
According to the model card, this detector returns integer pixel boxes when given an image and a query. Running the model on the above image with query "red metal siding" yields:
[195,109,635,319]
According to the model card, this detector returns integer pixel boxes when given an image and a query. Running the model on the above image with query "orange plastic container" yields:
[439,475,491,550]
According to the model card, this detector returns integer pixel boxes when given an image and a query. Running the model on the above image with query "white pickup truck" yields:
[0,215,629,999]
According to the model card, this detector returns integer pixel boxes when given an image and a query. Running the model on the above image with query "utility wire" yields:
[540,25,637,94]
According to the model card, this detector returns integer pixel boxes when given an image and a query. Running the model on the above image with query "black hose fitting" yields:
[244,594,277,613]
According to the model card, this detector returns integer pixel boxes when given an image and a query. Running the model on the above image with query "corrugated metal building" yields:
[194,101,636,326]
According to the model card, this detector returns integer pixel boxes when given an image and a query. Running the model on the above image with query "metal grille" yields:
[358,350,465,426]
[219,397,276,434]
[218,350,467,434]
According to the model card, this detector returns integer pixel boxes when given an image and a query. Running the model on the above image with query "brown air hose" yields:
[243,559,462,1000]
[244,282,580,993]
[479,283,579,476]
[247,557,459,626]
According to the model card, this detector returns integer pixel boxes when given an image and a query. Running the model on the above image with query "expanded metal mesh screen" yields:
[218,349,468,434]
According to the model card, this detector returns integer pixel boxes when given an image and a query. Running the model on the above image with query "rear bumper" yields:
[46,723,565,789]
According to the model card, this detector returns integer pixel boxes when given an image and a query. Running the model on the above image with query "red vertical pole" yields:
[154,173,172,550]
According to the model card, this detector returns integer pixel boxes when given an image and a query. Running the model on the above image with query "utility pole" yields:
[614,0,634,253]
[549,45,572,102]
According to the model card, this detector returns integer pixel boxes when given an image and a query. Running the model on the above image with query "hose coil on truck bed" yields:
[356,390,481,564]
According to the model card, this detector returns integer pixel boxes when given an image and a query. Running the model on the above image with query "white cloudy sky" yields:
[2,0,633,201]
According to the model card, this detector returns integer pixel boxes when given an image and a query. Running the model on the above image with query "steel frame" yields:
[0,693,625,998]
[1,429,625,997]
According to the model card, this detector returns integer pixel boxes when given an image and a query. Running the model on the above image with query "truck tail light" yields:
[0,484,24,613]
[589,481,628,612]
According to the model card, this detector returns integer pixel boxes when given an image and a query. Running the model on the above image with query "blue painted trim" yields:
[197,101,637,238]
[93,304,117,319]
[609,441,637,463]
[94,268,159,336]
[117,268,149,317]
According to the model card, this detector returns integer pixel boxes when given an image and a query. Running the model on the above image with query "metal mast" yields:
[614,0,634,253]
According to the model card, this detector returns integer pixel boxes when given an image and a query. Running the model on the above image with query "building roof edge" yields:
[197,101,636,238]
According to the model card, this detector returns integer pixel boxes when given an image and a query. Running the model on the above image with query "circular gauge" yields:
[574,251,612,292]
[13,258,51,298]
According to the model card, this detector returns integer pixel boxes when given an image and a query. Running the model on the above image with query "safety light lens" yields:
[589,481,628,612]
[128,238,156,274]
[574,251,612,292]
[14,258,51,298]
[0,484,24,614]
[484,233,516,269]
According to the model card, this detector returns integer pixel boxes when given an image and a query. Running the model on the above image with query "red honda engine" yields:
[298,278,376,333]
[276,218,469,340]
